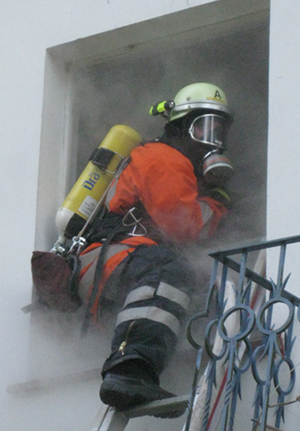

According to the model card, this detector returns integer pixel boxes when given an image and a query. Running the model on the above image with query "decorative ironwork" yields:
[185,235,300,431]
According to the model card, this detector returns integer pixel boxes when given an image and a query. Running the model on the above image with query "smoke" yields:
[2,14,270,431]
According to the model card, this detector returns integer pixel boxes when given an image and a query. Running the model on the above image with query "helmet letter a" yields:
[214,90,221,99]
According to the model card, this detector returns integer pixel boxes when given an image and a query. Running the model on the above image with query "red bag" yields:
[31,251,82,312]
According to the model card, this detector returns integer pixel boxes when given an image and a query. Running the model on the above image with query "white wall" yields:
[267,0,300,428]
[268,1,300,239]
[0,1,216,431]
[5,0,300,430]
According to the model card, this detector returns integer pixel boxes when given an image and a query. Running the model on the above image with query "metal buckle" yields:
[69,236,87,256]
[50,241,67,255]
[122,207,147,237]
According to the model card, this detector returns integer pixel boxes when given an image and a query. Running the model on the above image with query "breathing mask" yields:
[188,113,233,185]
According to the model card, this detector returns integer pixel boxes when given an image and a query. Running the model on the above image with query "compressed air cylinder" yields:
[55,125,141,244]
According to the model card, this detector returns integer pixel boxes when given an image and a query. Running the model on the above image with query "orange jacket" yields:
[109,142,227,244]
[79,142,227,321]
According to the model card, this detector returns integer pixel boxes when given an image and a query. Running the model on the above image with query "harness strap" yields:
[78,243,132,304]
[67,254,82,295]
[80,221,129,335]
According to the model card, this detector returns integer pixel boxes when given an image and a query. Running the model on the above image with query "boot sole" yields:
[100,374,186,418]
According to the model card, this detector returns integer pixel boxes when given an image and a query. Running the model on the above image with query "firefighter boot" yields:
[99,359,186,418]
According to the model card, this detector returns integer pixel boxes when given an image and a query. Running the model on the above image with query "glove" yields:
[207,187,232,209]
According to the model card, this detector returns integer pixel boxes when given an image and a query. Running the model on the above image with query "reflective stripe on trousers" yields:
[116,282,191,335]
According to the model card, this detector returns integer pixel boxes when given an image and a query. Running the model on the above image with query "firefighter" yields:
[77,82,235,416]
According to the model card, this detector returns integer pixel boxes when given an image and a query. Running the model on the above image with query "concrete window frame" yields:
[36,0,270,252]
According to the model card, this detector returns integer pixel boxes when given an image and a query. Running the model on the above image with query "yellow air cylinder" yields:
[54,125,141,245]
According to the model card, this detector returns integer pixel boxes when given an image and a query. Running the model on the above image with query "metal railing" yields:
[185,234,300,431]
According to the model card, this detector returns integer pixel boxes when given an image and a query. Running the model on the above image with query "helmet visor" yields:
[188,114,230,149]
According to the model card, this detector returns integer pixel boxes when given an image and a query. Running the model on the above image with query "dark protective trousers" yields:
[101,244,196,378]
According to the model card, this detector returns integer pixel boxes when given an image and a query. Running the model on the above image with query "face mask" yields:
[188,113,230,149]
[187,113,233,184]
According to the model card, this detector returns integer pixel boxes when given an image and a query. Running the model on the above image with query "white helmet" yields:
[169,82,233,122]
[168,83,233,151]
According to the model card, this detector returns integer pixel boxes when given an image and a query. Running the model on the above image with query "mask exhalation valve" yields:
[203,151,233,185]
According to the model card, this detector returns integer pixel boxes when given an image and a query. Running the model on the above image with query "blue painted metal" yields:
[186,235,300,431]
